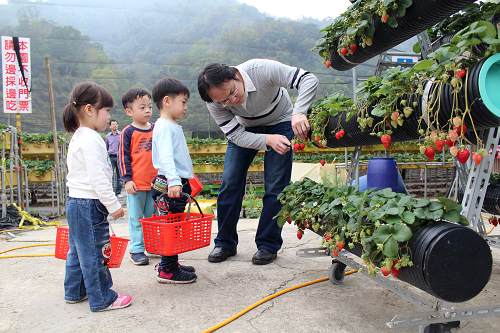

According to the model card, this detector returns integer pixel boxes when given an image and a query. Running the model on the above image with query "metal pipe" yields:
[0,166,5,218]
[22,165,29,213]
[8,126,16,204]
[51,169,57,216]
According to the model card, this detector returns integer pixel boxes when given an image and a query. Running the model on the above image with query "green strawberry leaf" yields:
[392,223,412,242]
[442,210,461,223]
[414,198,431,207]
[428,201,444,211]
[382,237,399,257]
[386,215,402,224]
[401,211,415,224]
[372,225,392,244]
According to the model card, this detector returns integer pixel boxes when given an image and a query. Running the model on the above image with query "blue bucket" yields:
[366,157,399,193]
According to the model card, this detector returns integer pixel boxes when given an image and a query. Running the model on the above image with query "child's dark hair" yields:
[197,63,238,103]
[121,87,152,109]
[62,82,114,133]
[152,77,190,111]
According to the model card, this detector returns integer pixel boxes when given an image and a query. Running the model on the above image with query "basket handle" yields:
[156,191,204,220]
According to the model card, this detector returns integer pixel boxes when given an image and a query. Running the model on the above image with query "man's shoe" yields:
[130,253,149,265]
[208,247,237,262]
[252,249,277,265]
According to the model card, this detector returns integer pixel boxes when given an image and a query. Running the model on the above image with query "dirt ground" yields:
[0,214,499,333]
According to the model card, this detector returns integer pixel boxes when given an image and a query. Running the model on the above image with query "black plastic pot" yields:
[324,55,500,148]
[457,184,500,215]
[330,0,476,71]
[315,220,492,303]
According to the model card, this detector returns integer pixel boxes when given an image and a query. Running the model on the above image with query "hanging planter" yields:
[307,21,500,166]
[316,0,476,71]
[276,179,492,303]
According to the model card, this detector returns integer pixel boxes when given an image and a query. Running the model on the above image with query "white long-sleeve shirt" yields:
[66,127,121,214]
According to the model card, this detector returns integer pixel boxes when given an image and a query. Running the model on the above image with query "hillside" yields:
[0,0,377,134]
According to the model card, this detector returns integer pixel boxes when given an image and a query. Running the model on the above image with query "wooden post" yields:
[45,57,64,216]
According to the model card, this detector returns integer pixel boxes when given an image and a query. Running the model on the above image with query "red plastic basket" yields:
[55,226,70,260]
[141,193,213,255]
[108,235,130,268]
[189,174,203,197]
[54,226,129,268]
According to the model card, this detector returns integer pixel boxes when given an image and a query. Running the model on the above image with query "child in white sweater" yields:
[63,81,130,312]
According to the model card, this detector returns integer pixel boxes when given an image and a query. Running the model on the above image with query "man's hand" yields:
[110,208,124,220]
[125,181,137,194]
[292,114,310,141]
[168,185,182,198]
[265,134,291,155]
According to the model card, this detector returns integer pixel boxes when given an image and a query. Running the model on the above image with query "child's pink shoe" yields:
[98,294,132,311]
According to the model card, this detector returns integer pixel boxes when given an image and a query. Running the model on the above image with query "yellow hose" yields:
[201,270,357,333]
[0,243,55,254]
[0,243,55,258]
[482,215,497,234]
[0,254,54,258]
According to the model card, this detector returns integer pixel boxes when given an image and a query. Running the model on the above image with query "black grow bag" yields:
[330,0,476,71]
[313,220,492,303]
[457,184,500,215]
[323,58,500,148]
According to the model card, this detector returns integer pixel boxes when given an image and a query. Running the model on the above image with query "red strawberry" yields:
[320,160,325,166]
[454,124,467,136]
[287,217,291,224]
[299,143,305,151]
[338,130,345,138]
[424,146,436,161]
[456,148,470,164]
[445,138,456,148]
[350,44,357,53]
[455,69,466,78]
[297,231,303,240]
[336,241,344,251]
[332,249,339,257]
[491,218,498,227]
[340,48,348,56]
[392,266,400,278]
[335,132,341,140]
[380,266,390,276]
[325,60,331,68]
[314,136,321,143]
[382,14,389,22]
[435,139,445,152]
[473,153,482,165]
[381,134,391,148]
[293,144,299,152]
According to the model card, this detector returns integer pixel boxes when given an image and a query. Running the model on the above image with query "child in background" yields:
[118,88,158,265]
[63,81,131,312]
[150,77,197,284]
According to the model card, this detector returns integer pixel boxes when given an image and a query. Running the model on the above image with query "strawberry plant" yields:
[314,0,414,64]
[309,17,500,162]
[275,178,467,277]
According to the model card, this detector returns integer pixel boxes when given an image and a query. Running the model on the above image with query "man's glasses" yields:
[220,81,238,107]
